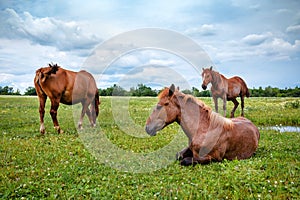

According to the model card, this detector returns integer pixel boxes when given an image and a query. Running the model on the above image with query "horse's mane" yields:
[48,63,60,74]
[180,92,233,131]
[49,63,60,69]
[209,111,233,131]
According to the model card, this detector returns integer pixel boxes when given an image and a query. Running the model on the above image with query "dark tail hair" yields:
[246,87,250,98]
[91,90,100,124]
[94,90,100,117]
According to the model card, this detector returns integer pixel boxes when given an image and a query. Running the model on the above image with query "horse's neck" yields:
[211,71,226,90]
[178,99,210,141]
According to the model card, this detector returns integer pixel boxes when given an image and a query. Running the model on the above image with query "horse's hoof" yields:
[176,152,183,160]
[180,157,193,166]
[54,126,63,134]
[78,123,83,130]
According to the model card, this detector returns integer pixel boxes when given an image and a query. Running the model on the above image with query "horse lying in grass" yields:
[34,63,100,134]
[201,66,250,118]
[145,84,259,166]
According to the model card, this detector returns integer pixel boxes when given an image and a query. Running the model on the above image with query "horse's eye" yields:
[164,102,169,106]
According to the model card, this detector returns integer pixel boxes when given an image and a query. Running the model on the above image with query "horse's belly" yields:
[60,97,73,105]
[224,121,259,160]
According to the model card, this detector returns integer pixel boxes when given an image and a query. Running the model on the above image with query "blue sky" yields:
[0,0,299,93]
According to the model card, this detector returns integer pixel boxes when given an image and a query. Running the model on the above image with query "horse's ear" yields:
[169,84,175,97]
[210,66,213,70]
[202,67,204,71]
[177,86,179,91]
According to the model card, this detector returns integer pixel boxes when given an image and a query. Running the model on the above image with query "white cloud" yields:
[286,25,300,34]
[242,33,272,46]
[266,38,300,60]
[0,8,100,51]
[185,24,217,36]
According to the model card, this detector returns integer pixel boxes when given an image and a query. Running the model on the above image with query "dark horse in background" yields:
[201,67,250,118]
[34,63,100,134]
[145,84,259,166]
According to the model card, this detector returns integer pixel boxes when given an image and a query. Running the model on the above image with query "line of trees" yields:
[249,86,300,97]
[0,86,21,95]
[93,85,300,97]
[99,84,158,97]
[1,85,300,97]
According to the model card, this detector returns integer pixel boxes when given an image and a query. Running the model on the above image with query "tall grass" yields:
[0,96,299,199]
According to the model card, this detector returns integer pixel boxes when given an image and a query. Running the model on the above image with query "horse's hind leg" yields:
[78,102,88,129]
[240,95,245,117]
[230,98,239,118]
[50,99,62,133]
[85,106,96,127]
[38,94,47,134]
[79,101,96,129]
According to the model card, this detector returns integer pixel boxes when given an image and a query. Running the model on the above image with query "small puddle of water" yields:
[261,126,300,133]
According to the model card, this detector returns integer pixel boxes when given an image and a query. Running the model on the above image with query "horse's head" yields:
[201,66,213,90]
[145,84,180,136]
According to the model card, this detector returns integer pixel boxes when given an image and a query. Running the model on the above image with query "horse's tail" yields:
[94,90,100,117]
[91,90,100,124]
[246,87,250,98]
[241,78,250,98]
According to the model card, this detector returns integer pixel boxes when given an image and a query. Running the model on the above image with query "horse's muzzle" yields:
[145,125,157,136]
[202,84,207,90]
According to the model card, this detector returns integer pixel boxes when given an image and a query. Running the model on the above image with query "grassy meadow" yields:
[0,95,299,199]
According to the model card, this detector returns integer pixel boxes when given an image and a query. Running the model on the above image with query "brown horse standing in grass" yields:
[201,67,250,118]
[34,63,100,134]
[145,84,259,166]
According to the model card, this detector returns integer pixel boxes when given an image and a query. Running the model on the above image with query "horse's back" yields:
[224,117,259,160]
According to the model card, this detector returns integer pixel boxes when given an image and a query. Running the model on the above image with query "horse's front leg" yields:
[213,96,218,113]
[50,99,62,133]
[180,148,214,166]
[223,96,227,117]
[176,147,193,160]
[180,142,213,166]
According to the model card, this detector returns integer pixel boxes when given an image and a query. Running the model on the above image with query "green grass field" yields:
[0,96,299,199]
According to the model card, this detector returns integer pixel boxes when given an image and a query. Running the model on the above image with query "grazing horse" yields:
[34,63,100,134]
[201,67,250,118]
[145,84,259,166]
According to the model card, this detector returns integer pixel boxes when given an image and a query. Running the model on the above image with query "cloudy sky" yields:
[0,0,299,93]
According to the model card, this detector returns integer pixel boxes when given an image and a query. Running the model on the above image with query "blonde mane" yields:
[180,92,233,131]
[209,111,233,131]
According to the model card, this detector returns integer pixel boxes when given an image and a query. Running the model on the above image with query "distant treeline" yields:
[1,85,300,97]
